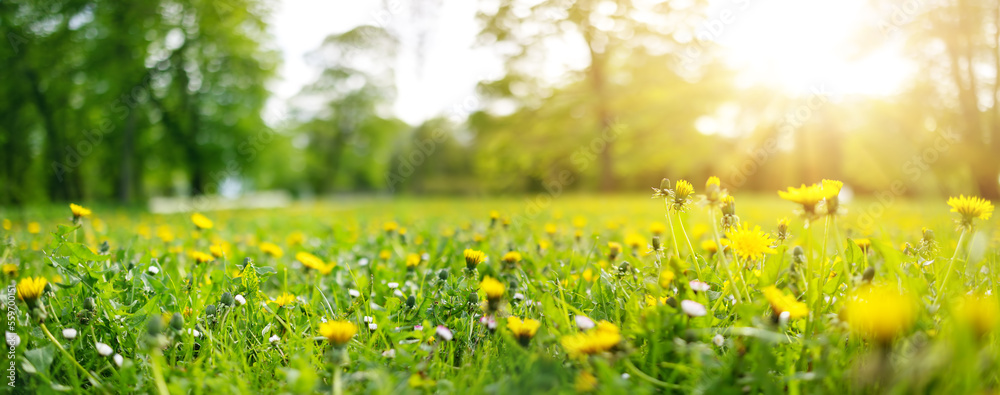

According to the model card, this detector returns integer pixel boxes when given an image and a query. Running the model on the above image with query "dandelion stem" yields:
[708,210,744,304]
[39,323,107,393]
[935,229,967,305]
[675,211,703,280]
[149,349,170,395]
[663,199,681,259]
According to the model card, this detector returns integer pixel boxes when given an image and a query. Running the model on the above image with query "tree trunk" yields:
[586,36,615,191]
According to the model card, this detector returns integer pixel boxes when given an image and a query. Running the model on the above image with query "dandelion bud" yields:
[659,178,671,191]
[83,297,96,312]
[791,246,805,264]
[242,257,253,269]
[466,292,479,306]
[437,269,449,281]
[721,196,736,216]
[705,176,721,202]
[406,295,417,309]
[220,292,235,307]
[921,228,934,242]
[147,317,163,336]
[862,267,875,283]
[608,242,622,260]
[205,304,217,317]
[169,313,184,331]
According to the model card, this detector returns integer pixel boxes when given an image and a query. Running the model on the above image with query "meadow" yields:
[3,180,999,394]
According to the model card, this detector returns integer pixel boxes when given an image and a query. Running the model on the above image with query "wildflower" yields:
[544,223,557,235]
[607,242,622,260]
[16,277,47,307]
[649,222,666,235]
[572,216,587,228]
[705,176,723,203]
[821,179,844,215]
[63,328,78,339]
[2,264,17,277]
[776,218,790,242]
[954,294,1000,338]
[1,219,9,230]
[853,238,871,253]
[507,317,540,346]
[382,349,396,358]
[575,372,598,392]
[575,315,596,331]
[435,325,454,341]
[297,252,335,274]
[348,289,360,297]
[286,231,306,246]
[842,286,916,343]
[464,249,486,270]
[720,195,739,229]
[681,300,707,317]
[383,221,399,233]
[689,280,710,292]
[27,222,40,234]
[191,213,213,230]
[502,251,522,266]
[481,276,505,311]
[6,332,20,348]
[624,233,644,251]
[113,354,123,367]
[671,180,695,211]
[379,250,391,260]
[405,253,421,269]
[726,224,776,262]
[269,334,280,344]
[70,203,92,219]
[762,286,808,320]
[561,321,621,357]
[651,178,672,198]
[387,282,399,289]
[190,251,214,264]
[778,183,825,218]
[96,342,113,356]
[319,320,357,347]
[234,294,247,306]
[947,195,993,229]
[147,266,160,275]
[659,270,675,288]
[259,242,284,258]
[701,239,718,254]
[209,245,225,258]
[270,292,296,308]
[713,334,725,347]
[582,268,594,282]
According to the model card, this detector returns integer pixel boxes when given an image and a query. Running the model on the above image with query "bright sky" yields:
[267,0,914,125]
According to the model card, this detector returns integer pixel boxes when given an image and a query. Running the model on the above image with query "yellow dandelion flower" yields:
[27,222,40,234]
[286,231,306,246]
[16,277,47,304]
[191,213,214,230]
[297,252,335,274]
[464,249,486,270]
[383,221,399,233]
[947,195,993,227]
[574,372,598,393]
[561,322,621,357]
[210,244,225,258]
[156,225,175,242]
[507,317,541,346]
[405,253,421,268]
[319,320,357,347]
[190,251,215,264]
[853,238,871,253]
[607,242,622,259]
[674,180,694,201]
[69,203,92,218]
[649,222,666,235]
[572,216,587,228]
[490,210,500,220]
[379,250,391,260]
[582,268,594,282]
[502,251,522,264]
[481,276,505,301]
[625,233,644,249]
[821,179,843,199]
[778,184,825,216]
[544,223,557,235]
[701,239,718,254]
[659,270,675,288]
[954,294,999,337]
[1,219,10,230]
[270,292,296,308]
[725,224,776,261]
[537,239,551,251]
[842,286,916,342]
[762,286,808,319]
[259,242,284,258]
[2,264,18,277]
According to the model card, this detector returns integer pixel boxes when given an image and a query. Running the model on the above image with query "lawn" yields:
[3,186,999,394]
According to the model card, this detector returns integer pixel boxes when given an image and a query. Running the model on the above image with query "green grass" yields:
[2,193,998,394]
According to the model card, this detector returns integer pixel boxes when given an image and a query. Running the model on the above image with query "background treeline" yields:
[2,0,999,206]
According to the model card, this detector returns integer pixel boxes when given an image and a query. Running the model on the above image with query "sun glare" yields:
[711,0,912,96]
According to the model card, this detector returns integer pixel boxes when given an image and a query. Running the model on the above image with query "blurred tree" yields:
[291,26,408,193]
[873,0,1000,198]
[0,0,277,205]
[477,0,711,191]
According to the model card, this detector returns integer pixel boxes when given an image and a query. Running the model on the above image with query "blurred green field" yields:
[3,192,999,394]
